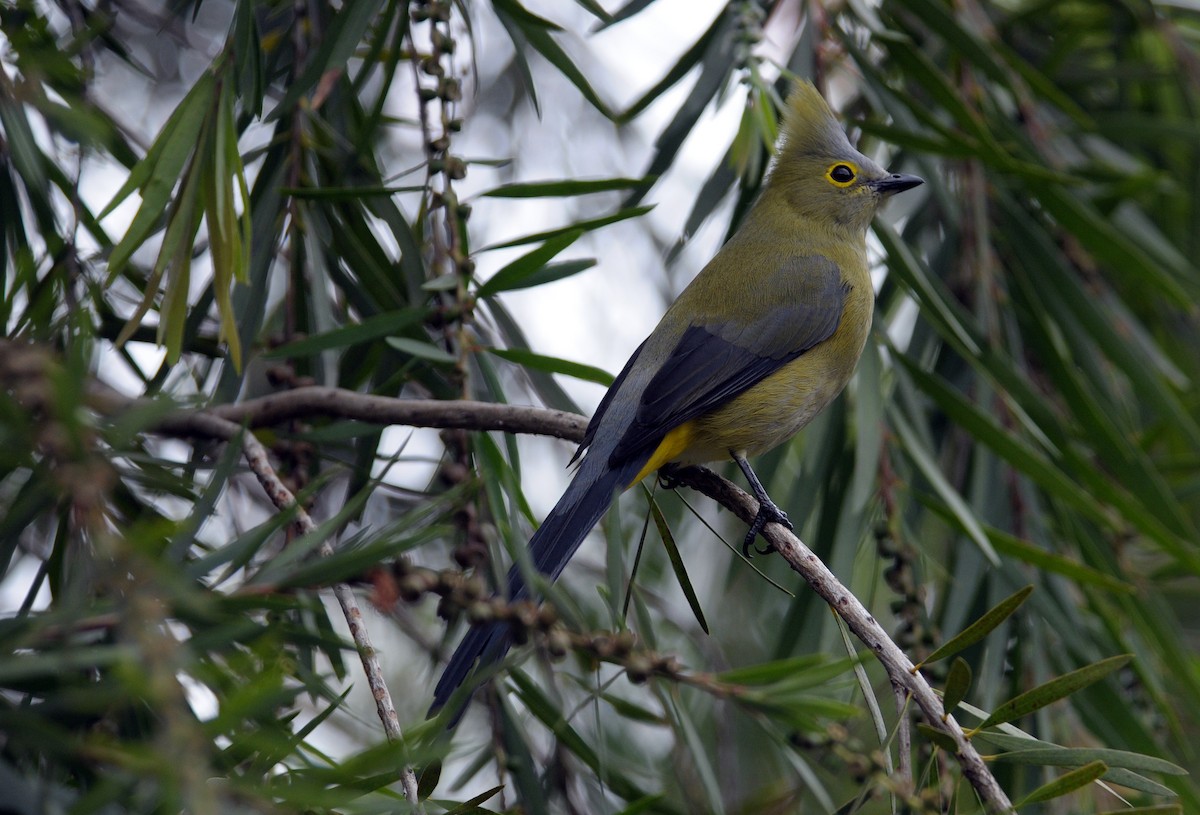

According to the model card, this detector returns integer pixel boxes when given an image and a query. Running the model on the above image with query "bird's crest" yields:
[778,81,855,161]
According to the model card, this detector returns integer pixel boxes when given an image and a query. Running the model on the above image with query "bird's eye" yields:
[828,164,856,185]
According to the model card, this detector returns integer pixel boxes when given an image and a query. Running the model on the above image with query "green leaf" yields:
[487,347,613,386]
[664,693,724,809]
[648,499,707,634]
[0,644,141,685]
[888,403,999,565]
[1033,184,1191,307]
[480,177,652,198]
[915,723,959,753]
[614,8,725,120]
[265,307,427,357]
[942,657,972,716]
[273,524,443,590]
[507,669,654,804]
[481,205,654,251]
[718,654,831,686]
[492,0,612,118]
[570,0,611,23]
[422,272,460,291]
[485,258,597,295]
[385,336,458,364]
[148,138,208,362]
[894,352,1109,524]
[920,586,1033,668]
[1013,760,1107,807]
[0,85,50,201]
[598,0,655,29]
[103,70,217,276]
[621,10,737,206]
[243,483,373,586]
[442,785,503,815]
[268,0,385,118]
[613,795,665,815]
[416,762,441,803]
[281,184,427,199]
[476,230,581,297]
[990,745,1185,776]
[937,509,1132,593]
[205,79,249,369]
[977,654,1132,730]
[597,692,666,725]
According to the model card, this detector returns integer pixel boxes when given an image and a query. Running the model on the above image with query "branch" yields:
[151,389,1012,812]
[157,385,586,442]
[179,412,424,812]
[664,464,1015,814]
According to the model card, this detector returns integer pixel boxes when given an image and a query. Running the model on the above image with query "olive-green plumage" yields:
[431,81,922,723]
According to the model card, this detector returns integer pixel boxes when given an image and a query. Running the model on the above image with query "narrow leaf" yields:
[385,337,458,364]
[476,230,581,297]
[916,723,959,753]
[268,0,385,118]
[487,347,613,386]
[492,0,612,117]
[990,745,1186,776]
[507,669,653,804]
[104,71,217,277]
[442,785,504,815]
[480,177,652,198]
[265,307,426,357]
[482,258,597,295]
[1014,760,1107,807]
[978,655,1132,730]
[719,654,829,686]
[918,585,1033,668]
[943,657,972,717]
[889,404,999,564]
[649,499,708,634]
[481,205,653,251]
[98,69,216,220]
[945,510,1131,593]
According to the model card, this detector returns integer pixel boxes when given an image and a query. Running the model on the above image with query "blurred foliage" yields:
[1,0,1199,812]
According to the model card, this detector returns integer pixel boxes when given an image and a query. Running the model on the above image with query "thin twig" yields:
[180,412,423,812]
[894,681,913,791]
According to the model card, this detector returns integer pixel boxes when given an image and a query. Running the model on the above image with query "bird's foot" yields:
[658,467,685,491]
[741,497,792,558]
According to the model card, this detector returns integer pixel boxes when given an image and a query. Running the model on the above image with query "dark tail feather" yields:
[428,456,642,724]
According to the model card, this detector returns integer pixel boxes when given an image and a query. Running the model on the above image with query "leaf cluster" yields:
[1,0,1199,812]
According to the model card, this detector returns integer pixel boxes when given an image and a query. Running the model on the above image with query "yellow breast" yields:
[635,274,873,480]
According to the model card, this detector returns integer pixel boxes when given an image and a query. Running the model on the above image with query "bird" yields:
[430,80,923,723]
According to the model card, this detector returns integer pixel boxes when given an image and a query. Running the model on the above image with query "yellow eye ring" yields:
[826,163,857,187]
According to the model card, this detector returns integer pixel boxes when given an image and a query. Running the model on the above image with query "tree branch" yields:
[157,386,586,443]
[151,388,1012,813]
[664,464,1014,814]
[178,411,424,812]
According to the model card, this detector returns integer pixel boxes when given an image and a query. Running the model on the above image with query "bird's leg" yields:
[734,454,792,557]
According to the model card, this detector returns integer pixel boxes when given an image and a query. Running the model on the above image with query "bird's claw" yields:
[658,468,684,491]
[741,499,792,558]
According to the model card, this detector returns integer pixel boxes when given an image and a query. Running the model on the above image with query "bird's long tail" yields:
[428,454,643,723]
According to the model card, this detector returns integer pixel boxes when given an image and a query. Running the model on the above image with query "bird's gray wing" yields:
[608,254,847,465]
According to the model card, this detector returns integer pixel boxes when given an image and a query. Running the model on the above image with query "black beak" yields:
[870,173,924,196]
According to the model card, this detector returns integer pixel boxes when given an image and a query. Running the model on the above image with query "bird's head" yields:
[768,81,922,233]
